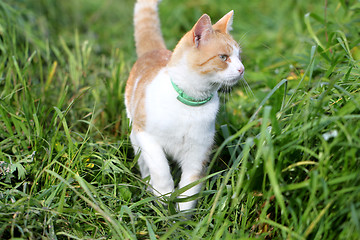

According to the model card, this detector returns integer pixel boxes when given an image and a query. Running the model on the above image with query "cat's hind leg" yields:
[130,132,150,179]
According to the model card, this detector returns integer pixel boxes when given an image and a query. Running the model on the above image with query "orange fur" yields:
[213,10,234,33]
[125,49,172,131]
[134,0,166,57]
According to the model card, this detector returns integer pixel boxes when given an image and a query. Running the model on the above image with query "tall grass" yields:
[1,0,359,239]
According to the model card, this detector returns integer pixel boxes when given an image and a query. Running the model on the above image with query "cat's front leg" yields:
[132,131,174,198]
[178,169,204,212]
[177,148,210,212]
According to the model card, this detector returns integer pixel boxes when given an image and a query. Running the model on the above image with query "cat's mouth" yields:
[221,73,243,87]
[219,76,247,94]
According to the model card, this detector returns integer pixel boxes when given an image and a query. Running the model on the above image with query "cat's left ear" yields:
[213,10,234,33]
[193,14,213,48]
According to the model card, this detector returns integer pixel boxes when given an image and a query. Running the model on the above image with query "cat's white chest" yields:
[144,70,219,160]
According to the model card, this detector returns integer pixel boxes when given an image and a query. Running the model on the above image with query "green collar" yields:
[170,79,213,106]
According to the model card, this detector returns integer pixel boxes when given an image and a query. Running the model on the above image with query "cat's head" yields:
[169,11,244,95]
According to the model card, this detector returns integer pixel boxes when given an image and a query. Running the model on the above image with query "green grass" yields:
[1,0,360,239]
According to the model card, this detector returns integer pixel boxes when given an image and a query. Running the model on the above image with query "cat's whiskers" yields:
[241,77,254,97]
[228,86,233,102]
[237,32,249,46]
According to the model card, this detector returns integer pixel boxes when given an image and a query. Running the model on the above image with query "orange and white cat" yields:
[125,0,244,212]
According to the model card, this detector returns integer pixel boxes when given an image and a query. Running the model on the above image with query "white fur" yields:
[130,68,219,211]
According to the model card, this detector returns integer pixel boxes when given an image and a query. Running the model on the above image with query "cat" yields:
[125,0,244,212]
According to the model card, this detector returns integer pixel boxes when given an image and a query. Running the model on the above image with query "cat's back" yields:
[125,49,172,128]
[130,49,172,80]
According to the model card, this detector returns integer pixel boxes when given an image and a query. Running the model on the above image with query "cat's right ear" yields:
[193,14,213,48]
[213,10,234,34]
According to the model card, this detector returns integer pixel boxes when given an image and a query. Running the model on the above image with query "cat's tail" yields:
[134,0,167,57]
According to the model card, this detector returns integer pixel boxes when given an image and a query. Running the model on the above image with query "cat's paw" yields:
[178,199,197,212]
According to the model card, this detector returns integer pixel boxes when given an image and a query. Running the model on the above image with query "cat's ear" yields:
[192,14,213,48]
[213,10,234,34]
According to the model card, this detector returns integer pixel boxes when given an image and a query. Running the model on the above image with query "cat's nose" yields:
[238,67,244,74]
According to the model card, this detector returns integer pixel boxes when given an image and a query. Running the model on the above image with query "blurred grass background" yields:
[0,0,360,239]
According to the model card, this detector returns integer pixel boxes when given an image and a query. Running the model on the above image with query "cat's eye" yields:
[219,54,229,62]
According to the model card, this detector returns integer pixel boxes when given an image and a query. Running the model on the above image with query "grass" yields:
[0,0,360,239]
